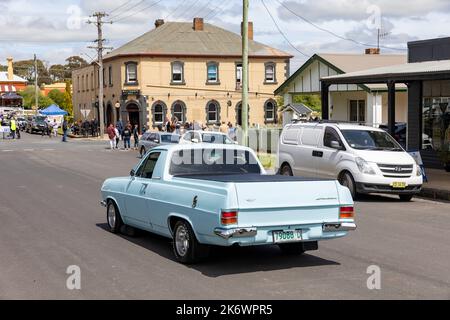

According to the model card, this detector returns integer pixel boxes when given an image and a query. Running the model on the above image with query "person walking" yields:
[10,118,16,139]
[52,119,59,137]
[122,123,132,150]
[133,124,139,150]
[62,118,68,142]
[107,124,116,150]
[115,125,121,149]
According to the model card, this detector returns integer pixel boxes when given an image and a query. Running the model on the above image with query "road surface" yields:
[0,133,449,299]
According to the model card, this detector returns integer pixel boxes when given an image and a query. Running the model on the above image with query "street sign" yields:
[0,126,10,133]
[80,109,91,119]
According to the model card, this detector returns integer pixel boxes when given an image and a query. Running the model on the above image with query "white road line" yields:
[1,150,13,152]
[24,149,35,152]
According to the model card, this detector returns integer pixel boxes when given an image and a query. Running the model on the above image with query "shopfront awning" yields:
[0,84,17,92]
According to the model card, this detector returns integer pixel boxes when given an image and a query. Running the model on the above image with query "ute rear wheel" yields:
[172,220,209,264]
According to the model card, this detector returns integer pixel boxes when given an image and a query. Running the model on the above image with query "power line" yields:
[274,0,406,52]
[164,0,188,20]
[191,0,213,18]
[111,0,165,23]
[260,0,310,58]
[108,0,146,21]
[207,2,229,20]
[108,0,136,15]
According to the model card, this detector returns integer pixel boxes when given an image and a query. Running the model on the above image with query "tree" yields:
[293,94,322,113]
[64,56,88,79]
[49,64,66,82]
[18,85,54,109]
[63,81,73,115]
[48,89,65,107]
[13,59,52,86]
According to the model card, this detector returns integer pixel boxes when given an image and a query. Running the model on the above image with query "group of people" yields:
[0,115,20,140]
[71,119,99,138]
[106,121,140,151]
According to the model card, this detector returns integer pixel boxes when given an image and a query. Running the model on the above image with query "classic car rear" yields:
[101,144,356,264]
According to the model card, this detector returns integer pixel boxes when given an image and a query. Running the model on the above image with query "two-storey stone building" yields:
[72,18,292,131]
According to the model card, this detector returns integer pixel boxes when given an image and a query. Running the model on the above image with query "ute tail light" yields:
[340,206,354,219]
[221,210,238,225]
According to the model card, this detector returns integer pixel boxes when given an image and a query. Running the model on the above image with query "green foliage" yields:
[48,89,65,106]
[63,81,73,115]
[13,59,51,85]
[293,94,322,113]
[18,86,54,109]
[49,64,66,82]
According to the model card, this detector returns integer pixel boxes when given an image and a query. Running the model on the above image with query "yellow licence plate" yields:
[391,182,407,189]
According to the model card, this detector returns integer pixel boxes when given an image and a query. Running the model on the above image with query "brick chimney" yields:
[7,57,13,81]
[155,19,164,28]
[193,17,204,31]
[365,48,380,55]
[241,21,254,40]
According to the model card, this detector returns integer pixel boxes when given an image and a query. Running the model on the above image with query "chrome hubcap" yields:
[175,225,189,257]
[107,204,116,229]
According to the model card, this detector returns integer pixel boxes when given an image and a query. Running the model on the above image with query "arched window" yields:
[264,99,277,123]
[151,101,167,126]
[206,100,220,124]
[171,100,186,122]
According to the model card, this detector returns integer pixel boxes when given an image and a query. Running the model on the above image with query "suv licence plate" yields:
[273,230,302,243]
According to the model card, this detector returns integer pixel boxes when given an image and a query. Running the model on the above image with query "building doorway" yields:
[126,102,140,132]
[106,103,113,126]
[236,102,250,126]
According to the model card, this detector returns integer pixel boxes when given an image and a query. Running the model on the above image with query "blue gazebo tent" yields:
[39,104,68,116]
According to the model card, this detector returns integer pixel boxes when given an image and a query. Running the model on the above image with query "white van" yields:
[277,122,423,201]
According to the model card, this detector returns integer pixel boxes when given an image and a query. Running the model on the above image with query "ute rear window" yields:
[170,148,261,176]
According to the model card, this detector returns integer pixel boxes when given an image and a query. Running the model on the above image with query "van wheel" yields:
[339,172,357,199]
[172,220,210,264]
[280,164,293,176]
[399,194,414,202]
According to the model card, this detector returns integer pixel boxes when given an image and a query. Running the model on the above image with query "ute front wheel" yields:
[106,201,123,233]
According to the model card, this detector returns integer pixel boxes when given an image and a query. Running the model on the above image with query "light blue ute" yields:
[101,144,356,264]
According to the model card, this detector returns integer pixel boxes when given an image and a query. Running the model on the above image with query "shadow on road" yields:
[96,223,340,278]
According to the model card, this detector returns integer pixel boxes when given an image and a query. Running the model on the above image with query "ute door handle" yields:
[312,150,323,158]
[140,183,149,194]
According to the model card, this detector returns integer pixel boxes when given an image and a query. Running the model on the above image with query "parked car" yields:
[26,116,48,134]
[278,123,423,201]
[138,132,180,157]
[180,130,236,145]
[379,122,433,150]
[101,144,356,264]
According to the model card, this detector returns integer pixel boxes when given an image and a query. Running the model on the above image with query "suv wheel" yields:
[339,172,357,199]
[280,164,293,176]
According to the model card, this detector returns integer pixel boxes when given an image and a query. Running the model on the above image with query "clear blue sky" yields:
[0,0,449,71]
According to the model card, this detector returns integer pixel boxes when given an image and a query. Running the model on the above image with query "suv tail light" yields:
[340,206,354,219]
[221,210,238,225]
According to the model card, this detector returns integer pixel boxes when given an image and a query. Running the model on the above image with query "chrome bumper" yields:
[323,222,357,232]
[214,227,257,239]
[100,200,107,207]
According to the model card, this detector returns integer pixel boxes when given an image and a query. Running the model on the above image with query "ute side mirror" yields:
[191,138,199,143]
[330,140,344,150]
[130,169,136,177]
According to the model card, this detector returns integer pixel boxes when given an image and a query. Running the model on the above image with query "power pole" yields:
[87,12,112,136]
[241,0,249,146]
[34,54,38,114]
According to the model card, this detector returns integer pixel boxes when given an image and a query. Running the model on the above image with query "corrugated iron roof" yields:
[0,72,27,83]
[104,22,292,60]
[322,59,450,81]
[318,53,406,73]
